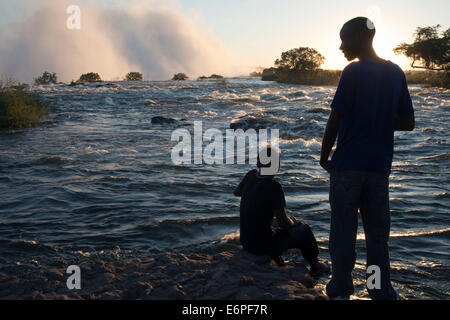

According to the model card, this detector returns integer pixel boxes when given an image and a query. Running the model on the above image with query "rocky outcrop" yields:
[151,116,177,124]
[0,249,326,300]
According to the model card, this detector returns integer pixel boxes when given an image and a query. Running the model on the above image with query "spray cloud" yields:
[0,0,240,82]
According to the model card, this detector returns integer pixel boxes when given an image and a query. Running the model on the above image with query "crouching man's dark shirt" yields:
[239,169,286,255]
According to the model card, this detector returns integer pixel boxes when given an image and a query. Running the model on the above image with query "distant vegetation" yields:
[261,30,449,88]
[262,47,340,85]
[394,25,449,88]
[273,69,341,86]
[125,72,143,81]
[404,70,449,89]
[197,74,224,80]
[0,80,49,130]
[275,47,325,72]
[394,25,449,71]
[249,71,262,77]
[172,73,189,81]
[249,67,265,78]
[34,71,57,85]
[78,72,102,83]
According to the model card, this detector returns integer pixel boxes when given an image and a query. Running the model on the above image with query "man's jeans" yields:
[271,222,320,264]
[326,170,397,300]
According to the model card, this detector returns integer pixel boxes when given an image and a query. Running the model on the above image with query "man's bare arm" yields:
[234,183,243,197]
[394,113,415,131]
[275,208,295,229]
[320,109,342,172]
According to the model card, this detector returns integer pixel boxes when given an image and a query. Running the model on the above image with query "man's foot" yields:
[309,260,330,277]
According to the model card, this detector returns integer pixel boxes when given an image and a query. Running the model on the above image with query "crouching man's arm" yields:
[234,172,250,197]
[275,208,296,229]
[234,183,243,197]
[320,109,342,173]
[234,174,250,196]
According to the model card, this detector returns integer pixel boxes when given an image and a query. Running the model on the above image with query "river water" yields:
[0,78,448,299]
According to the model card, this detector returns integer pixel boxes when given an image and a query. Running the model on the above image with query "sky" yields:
[175,0,449,70]
[0,0,448,82]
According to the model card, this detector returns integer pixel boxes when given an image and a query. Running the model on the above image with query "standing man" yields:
[320,17,415,300]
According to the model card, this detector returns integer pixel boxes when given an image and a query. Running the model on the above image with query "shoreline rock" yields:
[151,116,177,124]
[0,249,326,300]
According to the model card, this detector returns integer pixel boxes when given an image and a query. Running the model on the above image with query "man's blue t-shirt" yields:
[330,60,414,175]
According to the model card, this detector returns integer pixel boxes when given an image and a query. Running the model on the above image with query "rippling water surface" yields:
[0,79,448,299]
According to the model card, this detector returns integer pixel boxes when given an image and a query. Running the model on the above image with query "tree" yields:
[34,72,57,85]
[78,72,102,83]
[274,47,325,72]
[125,72,143,81]
[172,73,188,81]
[394,25,449,71]
[197,74,224,80]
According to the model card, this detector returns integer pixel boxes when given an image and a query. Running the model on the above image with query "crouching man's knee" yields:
[289,221,312,240]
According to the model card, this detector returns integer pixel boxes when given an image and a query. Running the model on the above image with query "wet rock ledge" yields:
[0,249,327,300]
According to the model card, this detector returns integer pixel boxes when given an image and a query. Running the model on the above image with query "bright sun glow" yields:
[322,20,412,71]
[373,27,398,62]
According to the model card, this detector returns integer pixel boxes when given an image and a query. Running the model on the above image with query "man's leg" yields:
[272,222,319,264]
[326,171,363,298]
[360,173,397,300]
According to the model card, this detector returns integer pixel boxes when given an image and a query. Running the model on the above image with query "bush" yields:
[394,25,449,71]
[249,71,262,77]
[405,70,449,88]
[262,68,341,86]
[34,71,57,85]
[172,73,188,81]
[275,47,325,72]
[125,72,143,81]
[78,72,102,83]
[261,68,280,81]
[197,74,224,80]
[277,69,341,86]
[0,80,49,130]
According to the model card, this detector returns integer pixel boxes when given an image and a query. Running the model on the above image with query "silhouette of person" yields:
[320,17,415,300]
[234,147,329,276]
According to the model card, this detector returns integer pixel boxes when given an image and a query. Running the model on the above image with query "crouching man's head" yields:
[257,146,281,176]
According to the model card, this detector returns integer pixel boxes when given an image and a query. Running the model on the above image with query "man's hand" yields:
[320,159,332,173]
[275,208,296,230]
[289,215,299,226]
[320,109,341,174]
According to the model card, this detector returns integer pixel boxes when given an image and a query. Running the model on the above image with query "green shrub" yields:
[172,73,188,81]
[404,70,449,88]
[125,72,143,81]
[249,71,262,77]
[261,67,280,81]
[197,74,224,80]
[34,71,57,85]
[262,68,341,86]
[78,72,102,83]
[0,81,49,130]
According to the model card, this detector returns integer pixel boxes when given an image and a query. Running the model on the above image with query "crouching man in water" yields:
[234,147,329,276]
